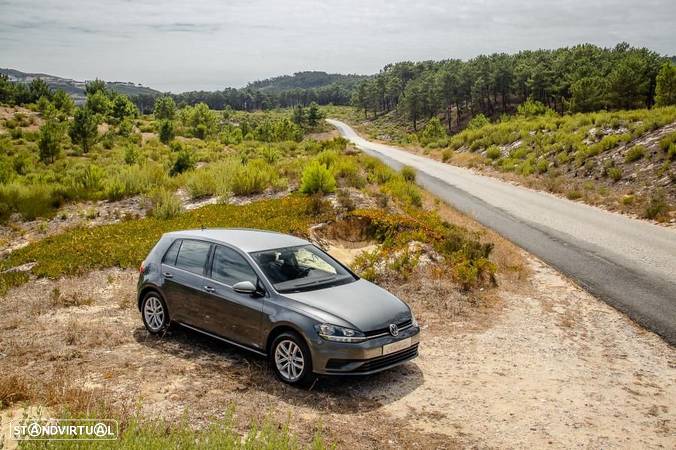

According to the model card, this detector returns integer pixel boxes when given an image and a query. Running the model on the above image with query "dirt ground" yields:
[0,245,673,449]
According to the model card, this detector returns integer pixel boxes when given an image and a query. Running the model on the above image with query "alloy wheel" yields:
[143,296,165,332]
[274,339,305,382]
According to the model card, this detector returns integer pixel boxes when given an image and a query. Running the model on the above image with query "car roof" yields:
[164,228,310,253]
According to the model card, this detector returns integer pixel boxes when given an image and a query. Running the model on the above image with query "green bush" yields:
[148,189,183,219]
[606,167,622,181]
[400,165,416,182]
[170,149,195,176]
[566,190,582,200]
[300,161,336,195]
[486,146,501,160]
[159,120,175,144]
[441,148,454,162]
[0,183,63,221]
[624,145,646,163]
[383,176,422,207]
[467,114,490,130]
[230,159,278,196]
[643,191,669,220]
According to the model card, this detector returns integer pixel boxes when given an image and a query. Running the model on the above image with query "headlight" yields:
[315,323,366,343]
[411,311,418,327]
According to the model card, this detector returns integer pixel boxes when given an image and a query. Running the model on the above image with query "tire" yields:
[269,332,313,386]
[141,292,170,334]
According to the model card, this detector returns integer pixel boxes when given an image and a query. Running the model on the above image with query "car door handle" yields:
[204,285,215,293]
[162,271,173,278]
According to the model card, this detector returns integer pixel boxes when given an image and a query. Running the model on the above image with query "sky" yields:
[1,0,675,93]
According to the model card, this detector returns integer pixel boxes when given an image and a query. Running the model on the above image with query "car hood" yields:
[282,279,411,332]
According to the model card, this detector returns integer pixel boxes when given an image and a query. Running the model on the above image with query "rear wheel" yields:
[141,292,170,334]
[269,332,313,386]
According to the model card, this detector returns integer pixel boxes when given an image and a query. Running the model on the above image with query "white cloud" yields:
[0,0,674,92]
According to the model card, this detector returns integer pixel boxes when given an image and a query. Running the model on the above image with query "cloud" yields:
[0,0,674,92]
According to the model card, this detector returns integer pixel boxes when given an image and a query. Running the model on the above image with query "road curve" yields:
[328,119,676,345]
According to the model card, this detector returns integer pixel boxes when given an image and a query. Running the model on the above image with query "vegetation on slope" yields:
[328,104,676,221]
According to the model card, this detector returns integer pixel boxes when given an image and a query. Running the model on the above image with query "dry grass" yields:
[50,287,95,308]
[0,375,31,407]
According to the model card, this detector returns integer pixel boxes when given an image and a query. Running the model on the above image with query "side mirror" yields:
[233,281,257,294]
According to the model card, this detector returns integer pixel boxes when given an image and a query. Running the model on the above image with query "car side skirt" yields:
[176,321,267,357]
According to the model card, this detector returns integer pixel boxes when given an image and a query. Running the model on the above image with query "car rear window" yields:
[175,240,211,275]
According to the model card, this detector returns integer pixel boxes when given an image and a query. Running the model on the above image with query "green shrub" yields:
[170,149,195,176]
[420,117,447,146]
[400,165,416,182]
[38,120,65,164]
[383,176,422,207]
[441,148,454,162]
[159,120,175,144]
[606,166,622,181]
[668,143,676,161]
[0,183,63,221]
[124,144,140,165]
[300,161,336,195]
[624,145,646,163]
[566,190,582,200]
[486,146,501,160]
[467,114,490,130]
[316,149,338,168]
[643,191,669,220]
[148,189,183,219]
[621,194,635,205]
[230,159,278,196]
[658,132,676,151]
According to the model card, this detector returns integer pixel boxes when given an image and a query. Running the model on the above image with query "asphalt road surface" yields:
[328,119,676,345]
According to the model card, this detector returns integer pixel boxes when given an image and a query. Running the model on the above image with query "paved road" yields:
[328,119,676,345]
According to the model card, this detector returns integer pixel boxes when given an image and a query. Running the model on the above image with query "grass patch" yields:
[0,197,333,295]
[13,405,330,450]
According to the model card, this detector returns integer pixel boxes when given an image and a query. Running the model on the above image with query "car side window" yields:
[175,240,211,275]
[211,245,258,286]
[162,239,181,266]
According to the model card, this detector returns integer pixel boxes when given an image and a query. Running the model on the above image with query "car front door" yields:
[203,245,264,349]
[161,239,212,327]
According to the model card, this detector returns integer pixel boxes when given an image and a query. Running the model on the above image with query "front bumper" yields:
[309,324,421,375]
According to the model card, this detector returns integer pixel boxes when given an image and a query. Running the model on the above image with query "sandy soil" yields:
[1,249,672,449]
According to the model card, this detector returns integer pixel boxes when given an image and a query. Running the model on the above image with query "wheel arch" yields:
[137,285,164,311]
[265,323,308,355]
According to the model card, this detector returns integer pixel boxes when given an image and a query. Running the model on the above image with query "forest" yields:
[351,43,676,131]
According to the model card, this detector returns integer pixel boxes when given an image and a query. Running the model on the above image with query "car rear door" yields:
[160,239,212,327]
[202,244,265,349]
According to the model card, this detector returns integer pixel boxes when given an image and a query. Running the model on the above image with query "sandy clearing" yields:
[1,250,673,448]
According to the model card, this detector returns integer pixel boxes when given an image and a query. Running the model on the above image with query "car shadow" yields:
[132,325,424,413]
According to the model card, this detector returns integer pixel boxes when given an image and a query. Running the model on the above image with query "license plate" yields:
[382,337,412,355]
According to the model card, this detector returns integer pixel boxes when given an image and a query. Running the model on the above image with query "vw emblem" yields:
[389,323,399,337]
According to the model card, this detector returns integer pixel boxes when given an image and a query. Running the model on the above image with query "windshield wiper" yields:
[294,276,335,287]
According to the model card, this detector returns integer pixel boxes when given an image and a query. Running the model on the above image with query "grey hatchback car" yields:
[137,228,420,385]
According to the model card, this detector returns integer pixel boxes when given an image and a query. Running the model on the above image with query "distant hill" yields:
[0,68,161,103]
[246,71,366,93]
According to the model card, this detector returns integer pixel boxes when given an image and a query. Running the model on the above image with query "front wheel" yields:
[141,292,170,334]
[269,332,313,386]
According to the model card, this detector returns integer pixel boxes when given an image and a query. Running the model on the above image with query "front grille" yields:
[364,319,413,337]
[326,343,419,373]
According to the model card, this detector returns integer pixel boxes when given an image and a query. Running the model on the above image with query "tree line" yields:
[131,79,359,114]
[351,43,676,131]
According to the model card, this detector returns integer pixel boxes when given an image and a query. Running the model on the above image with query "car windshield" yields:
[250,245,356,293]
